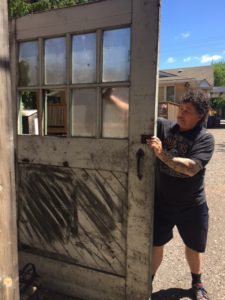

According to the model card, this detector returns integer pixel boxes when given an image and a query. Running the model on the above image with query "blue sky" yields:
[160,0,225,70]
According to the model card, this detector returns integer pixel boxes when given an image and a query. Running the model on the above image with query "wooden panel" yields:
[18,164,127,276]
[19,252,125,300]
[126,0,160,299]
[16,0,131,40]
[17,136,128,172]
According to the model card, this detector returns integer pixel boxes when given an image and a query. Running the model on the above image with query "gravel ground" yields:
[26,128,225,300]
[152,128,225,300]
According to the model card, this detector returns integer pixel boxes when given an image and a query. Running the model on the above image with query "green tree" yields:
[213,61,225,86]
[211,62,225,114]
[8,0,31,17]
[8,0,94,18]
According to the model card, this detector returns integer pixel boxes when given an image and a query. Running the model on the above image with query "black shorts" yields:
[153,202,209,253]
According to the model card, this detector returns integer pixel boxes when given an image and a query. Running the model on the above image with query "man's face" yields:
[177,103,202,132]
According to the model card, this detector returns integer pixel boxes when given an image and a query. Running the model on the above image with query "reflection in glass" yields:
[45,37,66,85]
[19,41,38,86]
[72,89,96,137]
[102,87,129,138]
[103,28,131,82]
[45,90,67,135]
[72,33,96,83]
[18,91,39,135]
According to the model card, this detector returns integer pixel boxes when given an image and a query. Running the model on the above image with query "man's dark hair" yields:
[181,91,210,123]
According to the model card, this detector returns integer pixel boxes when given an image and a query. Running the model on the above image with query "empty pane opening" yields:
[45,89,67,136]
[18,91,39,135]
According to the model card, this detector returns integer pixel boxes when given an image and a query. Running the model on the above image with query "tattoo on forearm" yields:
[158,151,201,176]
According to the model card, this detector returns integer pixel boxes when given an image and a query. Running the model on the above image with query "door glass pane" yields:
[18,91,39,135]
[102,87,129,138]
[72,33,96,83]
[45,90,67,136]
[103,28,131,82]
[19,41,38,86]
[44,37,66,85]
[166,86,175,102]
[72,89,96,137]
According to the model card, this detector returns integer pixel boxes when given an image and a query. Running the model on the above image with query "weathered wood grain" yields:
[126,0,161,299]
[19,252,125,300]
[17,136,128,172]
[0,1,19,299]
[16,0,131,40]
[18,164,127,276]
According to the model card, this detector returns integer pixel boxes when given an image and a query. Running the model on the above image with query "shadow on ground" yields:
[152,288,193,300]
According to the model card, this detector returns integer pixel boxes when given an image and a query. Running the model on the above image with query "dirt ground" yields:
[152,128,225,300]
[25,128,225,300]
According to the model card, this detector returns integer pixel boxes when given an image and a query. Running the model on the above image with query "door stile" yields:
[126,0,161,299]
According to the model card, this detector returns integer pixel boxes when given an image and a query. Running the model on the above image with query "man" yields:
[148,92,214,300]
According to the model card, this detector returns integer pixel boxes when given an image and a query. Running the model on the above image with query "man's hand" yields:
[147,136,163,158]
[147,136,201,177]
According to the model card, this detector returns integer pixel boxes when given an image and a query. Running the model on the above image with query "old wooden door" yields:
[11,1,160,299]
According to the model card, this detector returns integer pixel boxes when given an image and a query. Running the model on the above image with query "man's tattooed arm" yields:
[156,151,201,177]
[148,136,201,177]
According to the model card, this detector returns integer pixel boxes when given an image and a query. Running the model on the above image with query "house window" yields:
[166,86,175,102]
[17,27,130,138]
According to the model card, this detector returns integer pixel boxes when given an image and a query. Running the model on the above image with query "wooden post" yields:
[0,1,19,299]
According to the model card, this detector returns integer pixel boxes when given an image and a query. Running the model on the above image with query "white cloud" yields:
[167,57,176,64]
[174,32,190,40]
[184,56,192,62]
[181,32,190,39]
[200,54,222,63]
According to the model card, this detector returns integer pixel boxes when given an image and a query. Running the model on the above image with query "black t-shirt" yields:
[155,118,215,212]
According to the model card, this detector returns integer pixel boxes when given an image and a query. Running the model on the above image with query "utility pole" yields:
[0,1,19,299]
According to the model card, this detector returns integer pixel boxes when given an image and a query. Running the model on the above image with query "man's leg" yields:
[177,203,210,299]
[152,245,164,276]
[185,246,210,299]
[185,246,202,274]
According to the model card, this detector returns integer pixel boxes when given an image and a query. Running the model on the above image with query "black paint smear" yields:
[19,165,77,244]
[0,57,10,71]
[18,164,126,272]
[76,180,116,237]
[94,176,124,223]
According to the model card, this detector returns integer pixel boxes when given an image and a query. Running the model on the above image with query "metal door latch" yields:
[136,148,145,180]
